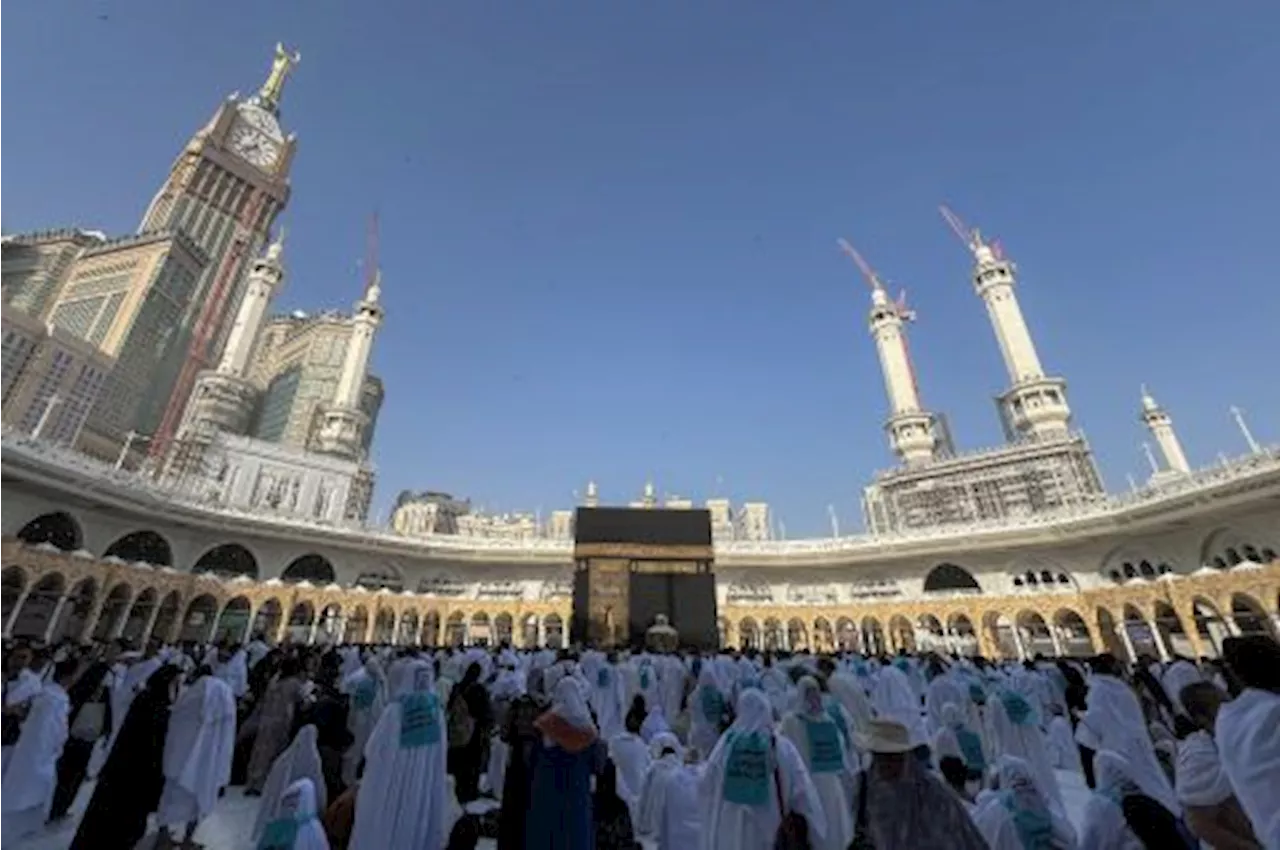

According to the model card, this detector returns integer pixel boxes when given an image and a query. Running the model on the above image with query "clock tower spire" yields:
[145,44,301,462]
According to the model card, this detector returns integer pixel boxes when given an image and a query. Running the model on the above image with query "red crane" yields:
[836,237,923,402]
[939,204,1004,260]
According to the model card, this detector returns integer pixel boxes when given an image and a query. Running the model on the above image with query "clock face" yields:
[228,124,280,170]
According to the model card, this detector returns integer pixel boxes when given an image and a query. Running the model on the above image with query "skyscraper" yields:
[143,44,301,458]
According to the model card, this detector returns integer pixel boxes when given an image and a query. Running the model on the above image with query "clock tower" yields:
[145,44,301,459]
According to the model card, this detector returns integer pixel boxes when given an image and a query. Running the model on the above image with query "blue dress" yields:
[524,738,601,850]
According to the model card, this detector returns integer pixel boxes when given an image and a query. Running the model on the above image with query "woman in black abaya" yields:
[69,664,182,850]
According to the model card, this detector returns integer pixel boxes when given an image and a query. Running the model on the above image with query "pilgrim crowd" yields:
[2,628,1279,850]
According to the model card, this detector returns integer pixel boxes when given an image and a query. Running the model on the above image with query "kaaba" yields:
[571,506,718,651]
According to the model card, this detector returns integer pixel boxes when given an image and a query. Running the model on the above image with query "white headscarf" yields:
[550,675,596,730]
[253,725,327,844]
[157,675,237,826]
[350,659,448,850]
[827,672,874,736]
[1175,730,1233,807]
[257,777,331,850]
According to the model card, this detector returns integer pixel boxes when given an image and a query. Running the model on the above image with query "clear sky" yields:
[5,2,1278,535]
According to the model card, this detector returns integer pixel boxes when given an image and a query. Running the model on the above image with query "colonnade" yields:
[3,539,1278,663]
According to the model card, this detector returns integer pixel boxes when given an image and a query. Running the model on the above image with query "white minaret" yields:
[941,206,1072,441]
[1140,386,1191,474]
[839,239,937,464]
[217,231,285,377]
[315,268,384,459]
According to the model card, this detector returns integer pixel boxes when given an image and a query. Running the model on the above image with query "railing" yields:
[3,428,1278,558]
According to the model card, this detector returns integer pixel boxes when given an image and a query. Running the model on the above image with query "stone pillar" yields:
[1011,626,1028,661]
[307,618,320,645]
[79,588,113,643]
[1150,622,1172,662]
[1223,616,1242,637]
[1049,626,1065,658]
[3,585,34,637]
[361,616,374,644]
[1118,623,1138,663]
[140,602,163,644]
[538,618,547,648]
[43,594,71,642]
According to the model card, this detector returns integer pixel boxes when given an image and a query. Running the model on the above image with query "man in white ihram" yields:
[1,658,76,844]
[155,668,237,850]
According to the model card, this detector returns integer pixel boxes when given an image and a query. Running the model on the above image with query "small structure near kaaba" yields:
[571,506,718,651]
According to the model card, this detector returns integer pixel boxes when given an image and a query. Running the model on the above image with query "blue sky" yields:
[5,2,1278,535]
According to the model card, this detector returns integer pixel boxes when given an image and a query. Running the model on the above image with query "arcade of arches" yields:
[4,538,1279,663]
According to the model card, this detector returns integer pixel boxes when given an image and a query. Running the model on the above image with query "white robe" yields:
[1076,674,1179,815]
[871,667,929,747]
[257,777,332,850]
[1160,660,1203,717]
[341,663,386,785]
[1,682,69,844]
[782,711,853,850]
[639,752,683,835]
[156,675,237,828]
[254,724,328,844]
[2,668,49,776]
[609,731,652,824]
[657,763,705,849]
[1175,730,1233,808]
[1215,687,1280,849]
[697,691,826,850]
[986,691,1064,814]
[1045,715,1083,773]
[590,662,627,741]
[350,665,449,850]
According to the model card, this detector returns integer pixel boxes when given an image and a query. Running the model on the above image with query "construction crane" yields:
[837,237,923,401]
[939,204,1003,261]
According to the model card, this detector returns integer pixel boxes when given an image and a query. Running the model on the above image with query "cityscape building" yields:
[141,44,301,459]
[1,229,108,320]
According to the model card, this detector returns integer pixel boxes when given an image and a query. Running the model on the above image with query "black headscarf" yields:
[69,664,182,850]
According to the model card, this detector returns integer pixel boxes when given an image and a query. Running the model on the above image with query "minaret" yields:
[315,268,384,460]
[1140,386,1191,475]
[584,480,599,507]
[838,239,937,464]
[940,206,1072,441]
[217,231,286,378]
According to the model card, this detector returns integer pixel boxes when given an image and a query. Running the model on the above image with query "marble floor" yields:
[14,769,1094,849]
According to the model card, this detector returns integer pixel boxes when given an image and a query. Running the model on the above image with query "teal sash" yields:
[1000,690,1036,726]
[700,687,725,723]
[823,697,850,745]
[804,718,844,774]
[399,691,441,748]
[597,668,610,688]
[1003,791,1054,849]
[352,679,377,711]
[722,731,770,805]
[257,818,299,850]
[640,668,651,689]
[968,682,987,705]
[954,724,985,771]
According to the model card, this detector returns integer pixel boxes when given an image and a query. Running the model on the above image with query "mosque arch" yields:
[10,572,66,639]
[17,512,83,552]
[786,618,807,651]
[1152,601,1189,657]
[103,530,174,567]
[286,600,316,642]
[1121,604,1156,661]
[981,611,1016,659]
[923,563,982,594]
[739,618,760,650]
[861,617,886,656]
[121,587,158,643]
[92,583,133,641]
[1053,609,1092,656]
[445,611,466,647]
[344,605,370,643]
[151,591,182,642]
[543,613,564,649]
[1231,594,1275,638]
[493,612,513,646]
[889,615,915,652]
[374,608,397,643]
[49,577,97,643]
[2,566,29,629]
[179,594,219,643]
[763,618,783,651]
[1015,610,1053,657]
[398,609,421,645]
[192,543,259,579]
[520,613,538,649]
[281,554,337,585]
[215,596,253,643]
[317,604,344,644]
[835,618,858,651]
[812,617,834,652]
[718,617,731,648]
